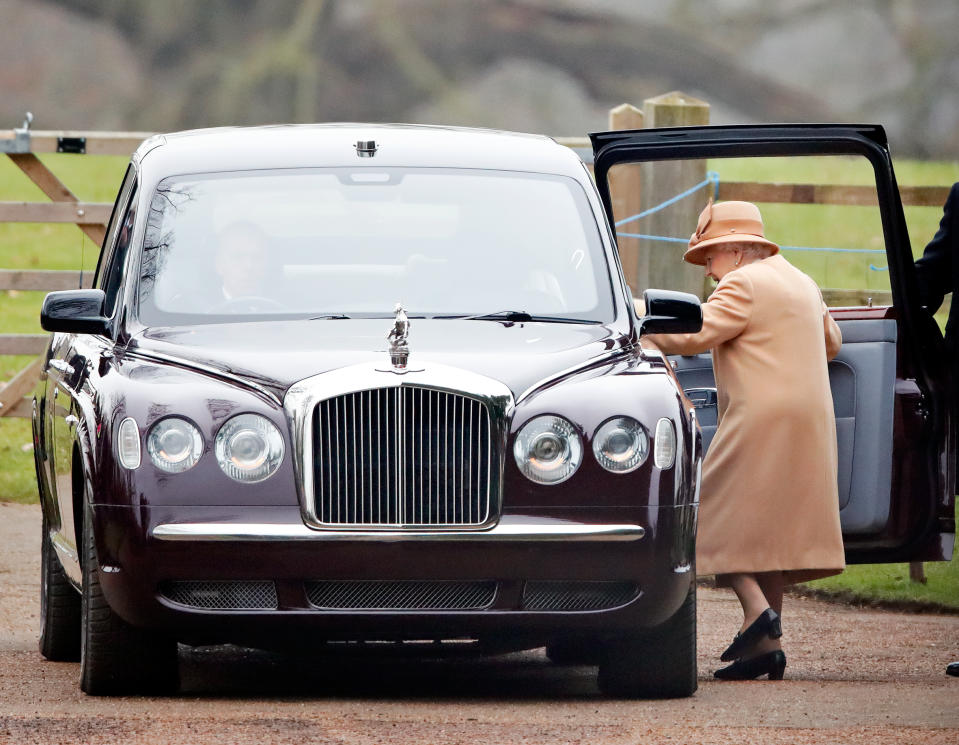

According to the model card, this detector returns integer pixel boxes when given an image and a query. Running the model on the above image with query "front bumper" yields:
[91,503,695,646]
[152,516,644,542]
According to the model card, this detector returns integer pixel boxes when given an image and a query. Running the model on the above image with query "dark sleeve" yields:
[914,182,959,312]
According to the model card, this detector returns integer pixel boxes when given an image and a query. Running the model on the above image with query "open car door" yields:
[591,124,954,564]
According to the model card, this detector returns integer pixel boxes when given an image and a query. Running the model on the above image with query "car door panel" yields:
[593,124,953,563]
[831,318,896,532]
[39,165,137,574]
[668,317,896,537]
[668,354,717,452]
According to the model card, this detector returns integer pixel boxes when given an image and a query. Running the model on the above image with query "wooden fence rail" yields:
[0,110,952,418]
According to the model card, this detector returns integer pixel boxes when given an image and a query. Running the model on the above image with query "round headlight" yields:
[215,414,284,483]
[593,417,649,473]
[513,415,582,484]
[147,418,203,473]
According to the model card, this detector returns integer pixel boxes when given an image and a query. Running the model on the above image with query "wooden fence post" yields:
[606,103,644,293]
[640,91,711,298]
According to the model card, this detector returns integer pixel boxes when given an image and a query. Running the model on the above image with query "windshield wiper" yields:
[465,310,534,322]
[434,310,596,324]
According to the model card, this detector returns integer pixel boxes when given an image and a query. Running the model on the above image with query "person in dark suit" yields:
[913,182,959,680]
[915,183,959,354]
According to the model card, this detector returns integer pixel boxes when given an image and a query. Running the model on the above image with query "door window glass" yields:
[98,183,137,318]
[94,166,135,287]
[607,154,888,306]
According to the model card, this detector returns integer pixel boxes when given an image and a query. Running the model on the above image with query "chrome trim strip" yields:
[124,349,281,406]
[51,531,82,585]
[515,347,633,404]
[48,359,76,376]
[152,520,645,543]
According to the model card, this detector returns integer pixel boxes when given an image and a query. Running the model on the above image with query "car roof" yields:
[134,123,587,179]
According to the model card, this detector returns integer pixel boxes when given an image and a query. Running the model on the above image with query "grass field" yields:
[0,149,957,607]
[801,544,959,611]
[0,153,127,505]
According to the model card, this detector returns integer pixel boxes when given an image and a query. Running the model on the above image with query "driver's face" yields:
[216,235,268,298]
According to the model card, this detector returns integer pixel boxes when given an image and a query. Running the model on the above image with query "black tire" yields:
[79,506,179,695]
[545,637,603,666]
[597,582,697,698]
[38,516,81,661]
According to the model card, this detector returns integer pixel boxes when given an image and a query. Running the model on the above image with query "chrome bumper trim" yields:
[151,519,645,543]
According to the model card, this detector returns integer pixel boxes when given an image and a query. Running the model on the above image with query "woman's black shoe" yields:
[720,608,782,661]
[714,650,786,680]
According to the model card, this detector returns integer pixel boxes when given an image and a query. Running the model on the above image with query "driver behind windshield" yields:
[215,221,270,302]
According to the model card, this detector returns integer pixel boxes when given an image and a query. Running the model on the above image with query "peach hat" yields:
[682,200,779,266]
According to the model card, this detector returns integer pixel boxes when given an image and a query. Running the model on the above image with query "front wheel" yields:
[79,506,179,695]
[598,582,697,698]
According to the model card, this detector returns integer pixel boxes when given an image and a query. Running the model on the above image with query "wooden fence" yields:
[0,97,952,419]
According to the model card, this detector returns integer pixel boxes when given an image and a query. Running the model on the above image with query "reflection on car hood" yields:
[131,319,633,401]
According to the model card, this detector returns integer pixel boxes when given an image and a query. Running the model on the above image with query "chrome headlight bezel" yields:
[513,414,583,485]
[146,417,203,473]
[592,416,649,473]
[214,413,285,483]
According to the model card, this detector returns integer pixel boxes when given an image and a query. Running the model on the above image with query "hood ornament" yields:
[386,303,411,370]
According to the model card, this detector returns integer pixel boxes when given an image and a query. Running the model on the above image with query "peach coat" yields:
[646,254,845,585]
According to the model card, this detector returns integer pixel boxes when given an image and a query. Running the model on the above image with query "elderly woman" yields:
[645,200,844,681]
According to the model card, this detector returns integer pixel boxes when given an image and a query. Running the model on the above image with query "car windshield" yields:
[136,167,615,326]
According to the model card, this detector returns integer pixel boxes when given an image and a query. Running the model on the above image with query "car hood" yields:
[129,319,633,401]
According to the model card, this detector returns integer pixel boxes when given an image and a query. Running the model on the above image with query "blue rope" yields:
[617,233,889,271]
[617,233,688,243]
[614,172,888,271]
[614,171,720,228]
[778,244,884,255]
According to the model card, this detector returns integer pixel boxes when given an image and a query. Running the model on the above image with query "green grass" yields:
[0,154,127,503]
[0,418,37,504]
[801,546,959,611]
[706,155,959,297]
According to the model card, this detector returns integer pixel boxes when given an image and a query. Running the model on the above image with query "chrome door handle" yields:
[684,387,717,408]
[48,359,75,376]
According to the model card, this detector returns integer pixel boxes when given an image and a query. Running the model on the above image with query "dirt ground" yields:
[1,501,957,745]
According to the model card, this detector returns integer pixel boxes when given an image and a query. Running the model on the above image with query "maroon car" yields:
[34,124,953,697]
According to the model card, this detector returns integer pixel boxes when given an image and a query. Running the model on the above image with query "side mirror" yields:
[639,289,703,335]
[40,289,110,335]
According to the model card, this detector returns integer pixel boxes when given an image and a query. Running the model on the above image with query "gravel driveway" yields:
[1,501,956,744]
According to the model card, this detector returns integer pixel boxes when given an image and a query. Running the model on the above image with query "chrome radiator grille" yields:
[313,387,494,526]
